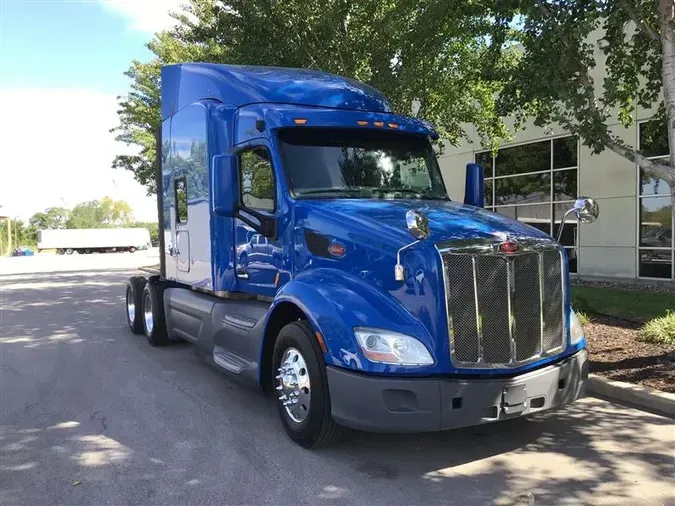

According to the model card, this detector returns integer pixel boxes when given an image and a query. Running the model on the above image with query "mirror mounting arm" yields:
[556,208,576,243]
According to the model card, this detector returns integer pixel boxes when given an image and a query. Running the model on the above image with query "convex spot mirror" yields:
[406,209,430,240]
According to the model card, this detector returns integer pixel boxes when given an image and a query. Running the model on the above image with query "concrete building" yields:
[438,38,672,283]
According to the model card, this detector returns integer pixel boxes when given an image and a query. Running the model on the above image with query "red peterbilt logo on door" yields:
[499,240,520,254]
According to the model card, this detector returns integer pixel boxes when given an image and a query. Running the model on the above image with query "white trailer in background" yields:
[37,228,151,255]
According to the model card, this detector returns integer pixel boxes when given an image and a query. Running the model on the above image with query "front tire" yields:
[125,276,147,334]
[273,321,343,448]
[129,246,137,253]
[142,281,170,346]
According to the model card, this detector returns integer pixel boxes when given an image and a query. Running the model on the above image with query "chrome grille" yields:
[440,240,565,368]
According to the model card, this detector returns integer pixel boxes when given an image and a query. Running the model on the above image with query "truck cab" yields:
[125,63,597,447]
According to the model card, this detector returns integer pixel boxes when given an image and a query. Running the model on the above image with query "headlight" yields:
[570,310,585,345]
[354,327,434,366]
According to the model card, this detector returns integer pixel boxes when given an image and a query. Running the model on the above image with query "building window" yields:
[476,135,579,273]
[638,120,672,279]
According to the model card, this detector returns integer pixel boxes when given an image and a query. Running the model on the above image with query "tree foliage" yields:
[491,0,674,199]
[112,0,516,193]
[29,207,71,231]
[113,0,674,207]
[66,197,134,229]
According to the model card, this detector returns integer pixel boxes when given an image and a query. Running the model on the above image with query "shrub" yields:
[577,311,592,326]
[639,311,675,345]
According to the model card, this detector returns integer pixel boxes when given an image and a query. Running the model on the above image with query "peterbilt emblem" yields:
[328,243,346,257]
[499,240,520,254]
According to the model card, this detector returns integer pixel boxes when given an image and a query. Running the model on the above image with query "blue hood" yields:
[296,199,554,247]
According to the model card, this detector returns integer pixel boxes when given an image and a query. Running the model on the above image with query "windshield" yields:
[276,128,448,200]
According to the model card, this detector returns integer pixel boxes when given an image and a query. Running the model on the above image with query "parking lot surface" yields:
[1,255,673,505]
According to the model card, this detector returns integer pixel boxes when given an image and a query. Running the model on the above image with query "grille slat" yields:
[542,250,564,352]
[442,244,565,368]
[444,255,479,363]
[513,254,542,361]
[475,256,511,364]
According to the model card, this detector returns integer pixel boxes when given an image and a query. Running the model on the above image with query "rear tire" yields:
[56,249,65,255]
[273,321,343,448]
[142,280,170,346]
[125,276,147,334]
[65,248,74,255]
[129,246,137,253]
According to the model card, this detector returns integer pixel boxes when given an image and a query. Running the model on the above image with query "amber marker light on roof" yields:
[294,118,308,124]
[388,123,399,129]
[357,120,369,126]
[373,121,384,127]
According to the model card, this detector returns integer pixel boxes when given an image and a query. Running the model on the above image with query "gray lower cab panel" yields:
[163,288,270,385]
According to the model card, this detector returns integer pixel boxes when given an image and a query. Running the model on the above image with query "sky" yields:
[0,0,182,222]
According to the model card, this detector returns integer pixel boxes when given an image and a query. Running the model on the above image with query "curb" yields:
[587,374,675,417]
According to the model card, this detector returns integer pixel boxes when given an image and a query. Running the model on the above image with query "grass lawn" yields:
[571,286,674,322]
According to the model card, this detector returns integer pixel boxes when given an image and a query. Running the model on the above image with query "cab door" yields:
[234,145,280,294]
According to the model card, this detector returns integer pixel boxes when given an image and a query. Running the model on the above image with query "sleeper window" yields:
[175,178,188,223]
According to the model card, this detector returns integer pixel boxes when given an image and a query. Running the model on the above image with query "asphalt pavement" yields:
[1,255,673,505]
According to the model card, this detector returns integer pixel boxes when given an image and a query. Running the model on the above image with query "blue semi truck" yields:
[125,63,599,447]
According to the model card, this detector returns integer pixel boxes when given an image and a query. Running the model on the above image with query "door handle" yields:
[236,268,249,280]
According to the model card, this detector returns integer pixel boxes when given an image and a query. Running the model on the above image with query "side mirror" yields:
[464,163,485,208]
[556,196,599,242]
[572,196,599,224]
[212,154,238,216]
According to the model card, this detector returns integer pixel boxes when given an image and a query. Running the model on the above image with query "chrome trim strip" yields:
[471,256,483,363]
[506,257,516,364]
[437,236,559,256]
[538,252,544,356]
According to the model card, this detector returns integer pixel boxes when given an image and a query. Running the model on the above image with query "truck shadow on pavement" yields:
[1,270,674,505]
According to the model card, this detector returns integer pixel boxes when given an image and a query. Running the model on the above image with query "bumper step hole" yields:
[530,396,545,409]
[558,378,567,390]
[452,397,462,410]
[484,406,499,419]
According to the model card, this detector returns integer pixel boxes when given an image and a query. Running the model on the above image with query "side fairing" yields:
[162,102,212,289]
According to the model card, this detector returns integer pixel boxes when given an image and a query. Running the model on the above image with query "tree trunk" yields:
[658,0,675,224]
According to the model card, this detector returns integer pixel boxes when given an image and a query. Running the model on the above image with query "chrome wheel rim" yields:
[276,347,311,423]
[143,293,154,334]
[126,289,135,324]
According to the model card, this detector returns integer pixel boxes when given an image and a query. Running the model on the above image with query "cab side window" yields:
[239,148,275,212]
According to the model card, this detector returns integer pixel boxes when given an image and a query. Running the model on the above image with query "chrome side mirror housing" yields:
[556,196,599,242]
[573,196,599,224]
[396,210,431,281]
[406,209,430,240]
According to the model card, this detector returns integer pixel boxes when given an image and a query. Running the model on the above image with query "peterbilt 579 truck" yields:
[125,63,599,448]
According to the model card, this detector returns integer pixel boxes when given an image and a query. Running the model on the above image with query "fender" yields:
[261,268,439,379]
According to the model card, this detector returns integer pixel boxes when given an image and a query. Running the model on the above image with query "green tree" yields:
[112,0,515,193]
[491,0,674,207]
[29,207,71,230]
[0,219,36,254]
[66,197,134,229]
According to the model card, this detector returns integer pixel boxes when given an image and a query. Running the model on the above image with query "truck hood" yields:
[298,198,554,246]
